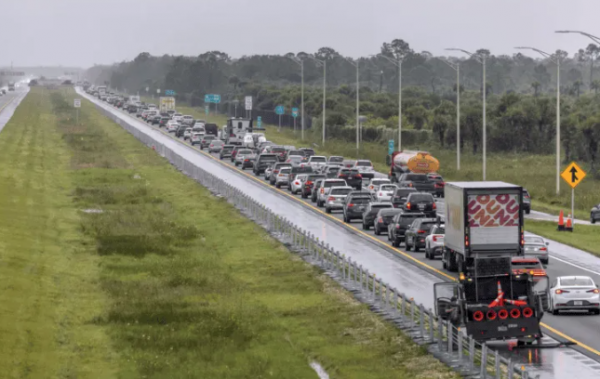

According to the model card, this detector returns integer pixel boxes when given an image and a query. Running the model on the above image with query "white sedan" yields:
[374,184,398,202]
[549,276,600,315]
[366,178,391,193]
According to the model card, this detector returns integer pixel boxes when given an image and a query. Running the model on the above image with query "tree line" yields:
[85,39,600,174]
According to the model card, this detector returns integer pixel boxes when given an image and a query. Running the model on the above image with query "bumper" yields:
[241,162,254,168]
[555,299,600,310]
[326,202,344,210]
[429,246,444,256]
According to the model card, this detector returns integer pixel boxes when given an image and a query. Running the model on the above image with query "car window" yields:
[280,168,292,173]
[238,149,252,154]
[560,278,595,287]
[371,203,392,209]
[260,155,278,162]
[311,157,326,162]
[408,194,434,202]
[400,214,425,225]
[356,161,372,166]
[405,174,428,182]
[432,226,445,234]
[380,185,397,191]
[524,237,544,244]
[331,188,352,195]
[329,156,344,163]
[351,197,371,204]
[324,180,346,188]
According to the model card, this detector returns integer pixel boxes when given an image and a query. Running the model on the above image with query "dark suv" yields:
[374,208,403,235]
[337,168,362,190]
[219,145,235,160]
[398,173,435,194]
[391,188,417,208]
[301,173,326,198]
[427,173,445,198]
[404,218,438,252]
[253,154,278,175]
[362,202,393,230]
[388,211,426,247]
[343,192,373,223]
[522,189,531,214]
[403,192,436,217]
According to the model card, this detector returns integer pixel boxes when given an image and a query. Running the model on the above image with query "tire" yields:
[526,209,531,215]
[551,299,559,315]
[374,226,380,235]
[392,238,399,248]
[425,247,430,259]
[326,207,331,214]
[414,243,420,252]
[275,183,281,189]
[592,217,596,224]
[343,213,349,223]
[405,237,412,251]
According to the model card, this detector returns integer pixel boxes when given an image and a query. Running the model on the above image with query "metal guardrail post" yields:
[494,350,501,379]
[428,309,434,342]
[457,332,463,365]
[359,265,364,292]
[437,316,443,351]
[419,304,425,338]
[480,343,488,378]
[384,282,389,309]
[447,323,453,354]
[469,336,475,369]
[410,298,415,328]
[372,274,376,299]
[507,359,514,379]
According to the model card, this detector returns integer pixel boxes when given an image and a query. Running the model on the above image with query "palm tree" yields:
[591,79,600,95]
[573,81,583,97]
[531,81,541,96]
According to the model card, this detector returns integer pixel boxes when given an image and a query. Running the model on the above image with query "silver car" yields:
[183,128,192,140]
[316,179,348,207]
[235,149,254,166]
[275,167,292,188]
[425,224,445,260]
[286,155,304,167]
[366,178,391,193]
[524,236,549,265]
[208,140,224,153]
[374,184,398,202]
[324,186,353,213]
[549,276,600,315]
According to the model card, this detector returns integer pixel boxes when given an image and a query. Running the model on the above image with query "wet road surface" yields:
[78,88,600,378]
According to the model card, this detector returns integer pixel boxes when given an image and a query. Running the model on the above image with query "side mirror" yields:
[546,242,550,246]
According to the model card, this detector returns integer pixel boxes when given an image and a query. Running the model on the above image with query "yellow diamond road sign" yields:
[561,162,586,189]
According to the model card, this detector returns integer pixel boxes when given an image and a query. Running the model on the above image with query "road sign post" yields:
[74,98,81,124]
[292,107,298,134]
[245,96,252,120]
[561,162,587,230]
[205,105,209,115]
[257,116,262,128]
[275,105,285,132]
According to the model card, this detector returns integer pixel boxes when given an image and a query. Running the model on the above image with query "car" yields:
[308,156,327,171]
[404,218,439,252]
[219,145,235,160]
[127,104,138,114]
[316,179,348,207]
[208,140,225,153]
[159,117,170,128]
[190,132,202,146]
[523,235,550,264]
[240,154,256,170]
[374,208,404,235]
[323,165,341,178]
[183,128,192,140]
[591,203,600,224]
[299,148,315,157]
[192,124,206,135]
[397,173,436,194]
[311,179,326,203]
[286,155,305,167]
[181,115,195,126]
[166,121,179,133]
[268,163,293,184]
[150,114,162,125]
[511,257,547,277]
[285,149,305,160]
[327,156,344,166]
[230,146,243,162]
[322,186,353,213]
[362,202,393,230]
[289,174,308,194]
[427,173,445,198]
[354,159,375,179]
[136,107,147,118]
[234,148,254,166]
[388,211,426,247]
[342,192,373,223]
[200,135,216,149]
[375,184,398,202]
[288,166,314,186]
[365,178,391,193]
[337,168,362,190]
[253,154,279,175]
[275,167,292,188]
[522,189,532,214]
[175,124,188,138]
[300,174,326,198]
[269,146,288,161]
[403,192,437,217]
[391,188,418,208]
[549,276,600,315]
[425,224,445,259]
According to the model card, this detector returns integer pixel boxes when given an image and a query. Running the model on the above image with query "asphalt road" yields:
[78,88,600,378]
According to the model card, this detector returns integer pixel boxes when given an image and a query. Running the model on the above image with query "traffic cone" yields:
[566,215,573,232]
[557,210,565,231]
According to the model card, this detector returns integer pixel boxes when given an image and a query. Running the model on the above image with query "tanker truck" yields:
[387,150,439,182]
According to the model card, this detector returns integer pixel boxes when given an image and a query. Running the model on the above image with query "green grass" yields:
[525,220,600,258]
[4,88,459,378]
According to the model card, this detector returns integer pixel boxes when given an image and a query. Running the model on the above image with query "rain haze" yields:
[1,0,599,67]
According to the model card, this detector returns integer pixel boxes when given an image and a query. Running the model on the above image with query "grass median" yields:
[0,87,458,378]
[525,220,600,257]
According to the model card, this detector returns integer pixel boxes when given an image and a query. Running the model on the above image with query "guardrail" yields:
[95,100,537,379]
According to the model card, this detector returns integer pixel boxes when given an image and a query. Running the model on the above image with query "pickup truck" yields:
[308,156,327,172]
[397,173,436,194]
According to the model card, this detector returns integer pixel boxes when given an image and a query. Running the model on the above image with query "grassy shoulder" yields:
[0,89,122,378]
[69,89,458,378]
[525,220,600,258]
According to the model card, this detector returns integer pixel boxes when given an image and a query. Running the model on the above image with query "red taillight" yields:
[522,307,534,318]
[486,310,497,321]
[432,202,437,210]
[465,235,470,247]
[348,203,354,207]
[473,310,484,322]
[379,192,383,196]
[244,159,249,162]
[587,289,600,294]
[498,309,509,320]
[539,247,547,251]
[328,196,335,201]
[555,289,569,294]
[417,230,426,234]
[210,144,214,147]
[406,202,411,209]
[274,170,279,174]
[408,183,413,187]
[378,217,383,223]
[432,236,439,242]
[510,308,521,319]
[320,188,324,194]
[356,174,362,178]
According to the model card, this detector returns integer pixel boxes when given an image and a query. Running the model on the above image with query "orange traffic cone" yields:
[558,210,565,231]
[566,215,573,232]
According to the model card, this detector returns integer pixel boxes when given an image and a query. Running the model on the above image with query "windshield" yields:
[204,136,215,140]
[380,185,397,191]
[280,168,292,173]
[331,188,352,195]
[261,156,278,162]
[238,150,252,155]
[356,161,372,166]
[288,156,303,162]
[432,226,445,234]
[311,157,326,162]
[409,194,433,202]
[371,204,392,209]
[351,197,371,204]
[324,180,346,188]
[307,175,325,181]
[561,278,595,287]
[419,223,435,231]
[222,146,233,152]
[525,237,544,244]
[329,157,344,163]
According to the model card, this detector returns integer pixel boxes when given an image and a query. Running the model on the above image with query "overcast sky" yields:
[1,0,599,68]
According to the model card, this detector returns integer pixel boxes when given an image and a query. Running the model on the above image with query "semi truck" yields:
[387,150,439,182]
[435,181,548,343]
[8,82,15,91]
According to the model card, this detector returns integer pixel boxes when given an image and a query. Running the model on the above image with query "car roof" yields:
[559,276,593,281]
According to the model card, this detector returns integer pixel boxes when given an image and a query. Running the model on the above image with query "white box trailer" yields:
[443,181,523,272]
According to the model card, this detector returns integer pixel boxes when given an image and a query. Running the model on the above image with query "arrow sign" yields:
[561,162,586,189]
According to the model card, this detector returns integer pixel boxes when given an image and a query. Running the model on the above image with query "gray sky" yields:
[1,0,599,68]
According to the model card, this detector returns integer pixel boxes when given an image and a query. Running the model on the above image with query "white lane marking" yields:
[309,361,330,379]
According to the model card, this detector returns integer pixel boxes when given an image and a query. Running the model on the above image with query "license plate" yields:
[418,205,425,210]
[574,301,583,306]
[497,326,508,332]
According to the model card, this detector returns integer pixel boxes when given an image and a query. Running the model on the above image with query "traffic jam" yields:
[90,87,600,348]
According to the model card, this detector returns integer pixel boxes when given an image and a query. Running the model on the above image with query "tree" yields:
[573,80,583,97]
[405,104,428,130]
[531,81,541,96]
[585,44,600,90]
[591,79,600,94]
[432,101,454,146]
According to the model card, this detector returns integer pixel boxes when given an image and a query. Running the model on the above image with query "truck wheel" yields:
[405,238,412,251]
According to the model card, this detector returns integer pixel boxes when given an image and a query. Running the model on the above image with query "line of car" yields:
[95,92,600,316]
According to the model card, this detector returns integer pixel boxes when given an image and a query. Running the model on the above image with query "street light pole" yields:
[441,56,461,170]
[378,55,404,151]
[515,46,563,195]
[447,48,488,180]
[343,57,360,158]
[309,56,327,146]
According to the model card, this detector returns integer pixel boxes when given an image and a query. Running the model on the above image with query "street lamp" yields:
[377,54,404,152]
[343,57,360,158]
[288,56,305,141]
[447,48,488,180]
[441,55,461,171]
[232,99,239,117]
[308,56,327,146]
[515,46,563,195]
[359,115,367,145]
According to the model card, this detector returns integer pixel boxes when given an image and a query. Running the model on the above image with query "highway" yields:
[0,86,28,129]
[78,87,600,378]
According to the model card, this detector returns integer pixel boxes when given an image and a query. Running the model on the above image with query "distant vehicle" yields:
[324,186,353,213]
[253,154,278,175]
[300,173,326,198]
[205,123,219,136]
[181,115,195,126]
[275,167,292,188]
[208,140,224,153]
[159,117,170,128]
[183,128,192,140]
[268,163,292,185]
[342,192,373,223]
[388,211,426,248]
[289,174,308,194]
[328,156,344,165]
[404,217,438,252]
[592,203,600,224]
[299,148,315,157]
[354,160,375,179]
[375,184,398,202]
[308,156,327,172]
[523,236,549,264]
[366,178,391,193]
[397,173,436,194]
[234,148,254,167]
[362,202,393,230]
[323,165,341,179]
[523,189,532,214]
[337,168,362,190]
[388,151,439,182]
[190,132,202,145]
[425,224,445,260]
[200,135,216,149]
[316,179,348,207]
[511,257,546,277]
[403,192,436,217]
[427,173,445,198]
[219,145,235,160]
[286,155,304,167]
[549,276,599,315]
[373,208,403,235]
